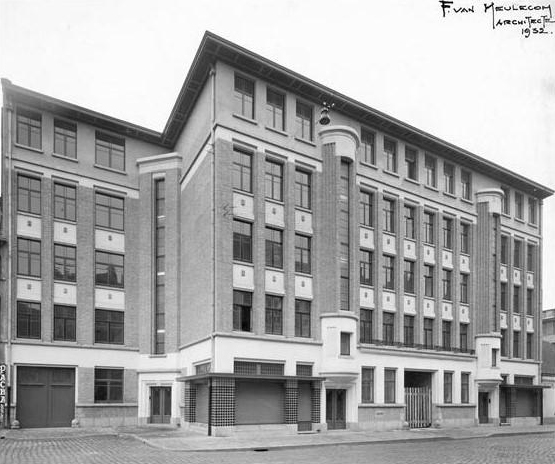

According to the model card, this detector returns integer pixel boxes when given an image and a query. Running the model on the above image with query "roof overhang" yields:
[176,372,324,383]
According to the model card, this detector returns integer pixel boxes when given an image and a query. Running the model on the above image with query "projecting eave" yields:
[163,31,553,200]
[1,78,166,148]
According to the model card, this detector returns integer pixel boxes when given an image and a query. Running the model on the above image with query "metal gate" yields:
[405,387,431,428]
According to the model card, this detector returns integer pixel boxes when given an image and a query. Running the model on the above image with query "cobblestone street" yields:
[1,433,555,464]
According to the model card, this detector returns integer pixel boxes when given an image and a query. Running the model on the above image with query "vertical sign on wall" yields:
[0,364,6,424]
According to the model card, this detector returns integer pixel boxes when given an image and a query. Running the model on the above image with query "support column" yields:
[210,377,235,427]
[182,382,196,423]
[284,379,298,424]
[311,382,321,423]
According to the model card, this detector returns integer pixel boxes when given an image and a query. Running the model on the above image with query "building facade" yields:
[0,32,552,433]
[542,309,555,424]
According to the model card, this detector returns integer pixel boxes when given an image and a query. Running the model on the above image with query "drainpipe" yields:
[209,66,216,438]
[208,377,213,436]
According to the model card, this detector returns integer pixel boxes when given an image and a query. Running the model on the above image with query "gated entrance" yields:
[404,371,432,428]
[326,389,346,430]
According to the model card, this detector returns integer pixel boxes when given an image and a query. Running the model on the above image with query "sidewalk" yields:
[3,423,554,452]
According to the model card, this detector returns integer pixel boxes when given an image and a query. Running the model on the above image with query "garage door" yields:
[17,366,75,428]
[235,380,284,425]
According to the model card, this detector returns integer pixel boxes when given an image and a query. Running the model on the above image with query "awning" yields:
[176,372,325,383]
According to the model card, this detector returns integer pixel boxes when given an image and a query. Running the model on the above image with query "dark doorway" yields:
[150,387,171,424]
[404,371,432,428]
[326,389,346,430]
[17,366,75,428]
[478,392,489,423]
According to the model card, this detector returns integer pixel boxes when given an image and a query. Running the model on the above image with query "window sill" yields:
[149,354,168,358]
[94,285,125,292]
[16,274,41,281]
[515,217,525,224]
[17,210,42,219]
[94,342,125,346]
[360,283,374,289]
[294,136,316,147]
[443,191,456,199]
[233,260,254,267]
[424,185,439,193]
[404,177,419,185]
[52,152,78,163]
[232,188,254,197]
[265,197,285,207]
[265,125,288,137]
[295,272,313,278]
[233,113,258,125]
[294,206,313,214]
[53,217,77,225]
[501,213,511,219]
[52,339,77,344]
[360,161,378,170]
[53,279,77,285]
[14,143,43,153]
[94,164,127,175]
[266,266,284,272]
[383,169,399,178]
[528,222,538,228]
[94,225,125,234]
[460,198,474,206]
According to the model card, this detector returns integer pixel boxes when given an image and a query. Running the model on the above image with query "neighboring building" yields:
[542,309,555,424]
[0,32,552,433]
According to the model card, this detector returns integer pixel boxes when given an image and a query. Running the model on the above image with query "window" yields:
[233,147,252,193]
[492,348,498,367]
[500,329,507,356]
[501,186,510,215]
[384,138,397,172]
[404,260,415,294]
[444,372,453,403]
[442,269,452,301]
[265,227,283,269]
[383,255,395,290]
[513,331,520,357]
[17,174,41,215]
[424,265,434,297]
[442,321,452,350]
[295,300,311,338]
[295,234,311,274]
[233,290,252,332]
[527,244,535,271]
[17,238,41,277]
[460,222,470,254]
[527,289,534,316]
[460,324,468,352]
[54,183,76,222]
[95,132,124,171]
[54,119,77,158]
[442,217,453,250]
[513,286,520,313]
[340,332,351,355]
[444,163,454,194]
[53,305,76,341]
[95,309,124,344]
[234,74,255,119]
[461,170,471,201]
[513,240,522,268]
[384,369,396,403]
[16,107,41,149]
[405,146,417,180]
[360,191,374,227]
[423,318,434,349]
[383,198,395,233]
[424,155,437,188]
[295,100,313,141]
[501,236,508,264]
[266,88,285,131]
[361,368,374,403]
[528,198,537,224]
[404,315,414,346]
[233,220,252,263]
[361,129,375,165]
[360,250,373,286]
[95,251,124,288]
[526,333,533,359]
[383,312,395,345]
[295,169,311,209]
[424,211,434,244]
[95,193,124,231]
[515,192,524,219]
[94,368,123,403]
[54,244,76,282]
[501,283,508,310]
[360,308,373,343]
[461,373,470,404]
[17,301,40,339]
[265,295,282,335]
[265,159,283,201]
[404,205,415,239]
[460,273,469,304]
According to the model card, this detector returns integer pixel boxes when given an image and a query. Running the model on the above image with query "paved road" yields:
[1,433,554,464]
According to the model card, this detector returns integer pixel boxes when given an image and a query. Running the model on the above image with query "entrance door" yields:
[478,392,489,424]
[405,387,432,428]
[17,366,75,428]
[326,389,346,430]
[150,387,171,424]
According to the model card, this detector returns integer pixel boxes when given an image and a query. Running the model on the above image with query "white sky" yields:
[1,0,554,307]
